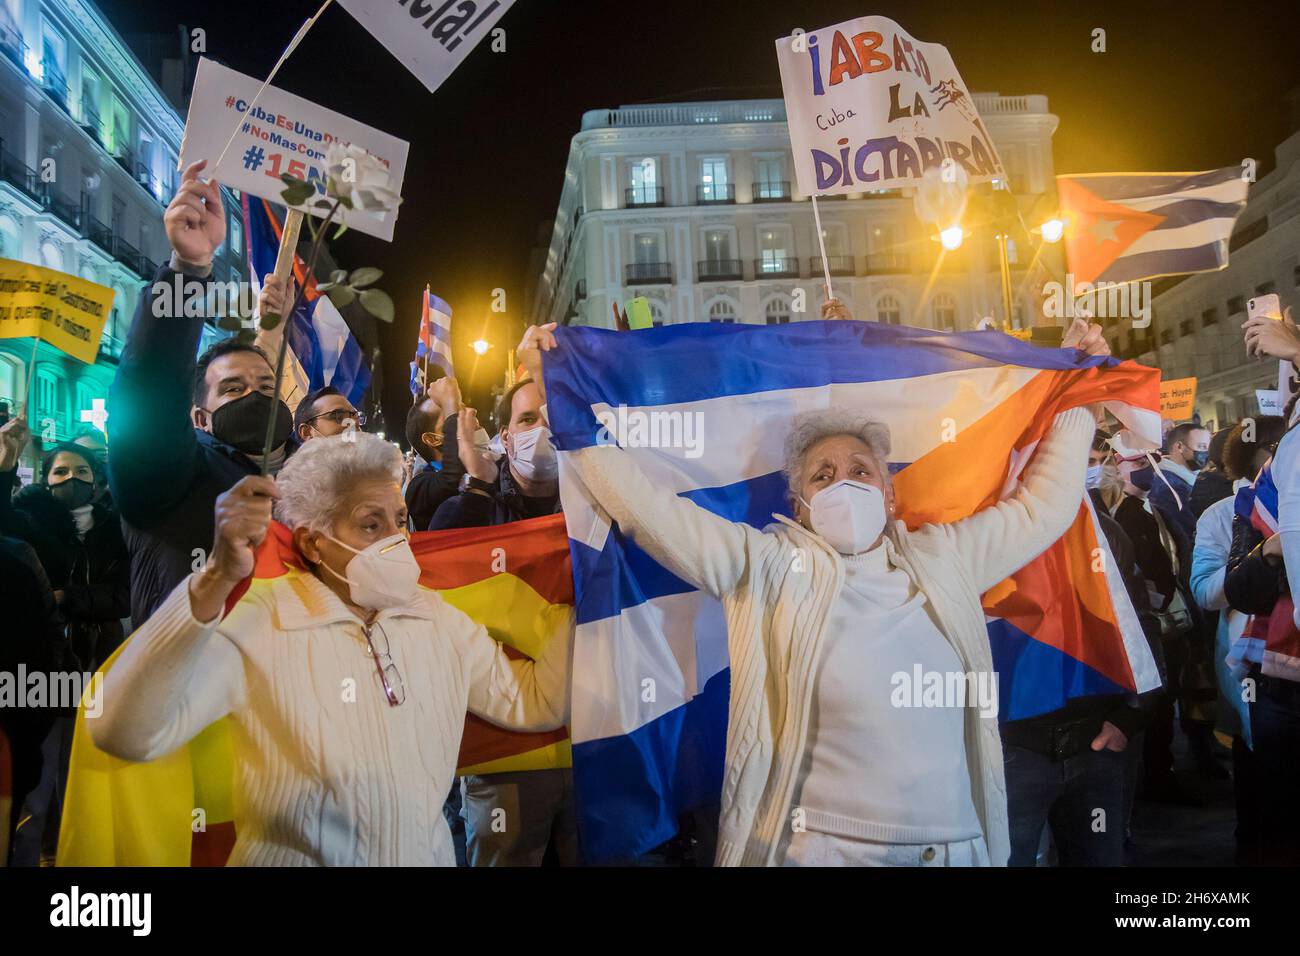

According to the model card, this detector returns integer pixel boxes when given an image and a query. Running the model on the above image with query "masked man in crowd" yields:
[404,375,465,532]
[428,377,575,867]
[1152,423,1211,542]
[108,160,294,622]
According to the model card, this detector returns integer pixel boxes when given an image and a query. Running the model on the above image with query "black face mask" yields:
[209,391,293,456]
[49,477,95,510]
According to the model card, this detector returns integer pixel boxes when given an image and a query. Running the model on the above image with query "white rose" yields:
[324,142,402,214]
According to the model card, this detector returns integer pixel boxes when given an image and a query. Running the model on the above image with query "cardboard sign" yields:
[180,58,410,241]
[0,259,114,364]
[775,16,1004,197]
[337,0,514,94]
[1258,389,1283,416]
[1159,377,1197,419]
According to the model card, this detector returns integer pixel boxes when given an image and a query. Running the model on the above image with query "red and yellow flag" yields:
[56,514,572,867]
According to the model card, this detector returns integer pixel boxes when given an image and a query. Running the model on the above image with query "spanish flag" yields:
[56,513,572,867]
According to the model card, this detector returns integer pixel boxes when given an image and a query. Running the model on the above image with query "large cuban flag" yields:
[543,320,1164,862]
[242,196,372,411]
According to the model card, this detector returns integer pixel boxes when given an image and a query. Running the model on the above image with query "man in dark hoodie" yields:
[108,160,293,622]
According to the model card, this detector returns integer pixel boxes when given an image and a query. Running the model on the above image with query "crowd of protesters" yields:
[2,161,1300,867]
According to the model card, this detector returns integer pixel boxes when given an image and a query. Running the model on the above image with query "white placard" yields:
[775,16,1004,197]
[1258,389,1283,416]
[337,0,514,94]
[179,58,410,241]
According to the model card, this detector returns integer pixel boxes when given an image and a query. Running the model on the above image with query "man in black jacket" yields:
[430,377,574,867]
[108,160,293,622]
[1000,437,1164,865]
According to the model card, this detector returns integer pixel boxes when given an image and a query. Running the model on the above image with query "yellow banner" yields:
[0,258,115,364]
[1159,376,1197,420]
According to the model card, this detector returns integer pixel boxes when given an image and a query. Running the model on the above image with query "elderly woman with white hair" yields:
[92,432,571,866]
[514,317,1108,867]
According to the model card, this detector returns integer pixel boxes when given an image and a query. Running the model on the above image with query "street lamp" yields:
[939,225,965,251]
[471,339,491,356]
[1038,218,1065,244]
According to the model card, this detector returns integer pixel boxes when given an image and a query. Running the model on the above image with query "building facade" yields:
[0,0,246,466]
[528,96,1064,334]
[1114,126,1300,430]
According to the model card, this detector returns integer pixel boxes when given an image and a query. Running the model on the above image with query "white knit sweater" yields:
[91,570,572,866]
[564,406,1095,866]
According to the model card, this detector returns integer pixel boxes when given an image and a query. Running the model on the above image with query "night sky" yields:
[97,0,1300,429]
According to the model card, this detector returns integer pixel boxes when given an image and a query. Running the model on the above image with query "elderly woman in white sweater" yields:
[91,432,570,866]
[514,317,1107,867]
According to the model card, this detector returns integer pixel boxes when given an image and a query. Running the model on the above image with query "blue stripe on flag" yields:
[572,668,729,863]
[1070,168,1238,201]
[988,619,1130,720]
[546,321,1117,449]
[1097,243,1226,284]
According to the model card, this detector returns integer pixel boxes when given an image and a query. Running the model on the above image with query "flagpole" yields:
[810,194,834,302]
[23,334,38,426]
[422,284,430,389]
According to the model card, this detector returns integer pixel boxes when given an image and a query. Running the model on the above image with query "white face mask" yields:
[1085,464,1103,489]
[800,480,888,555]
[509,424,558,482]
[320,532,422,610]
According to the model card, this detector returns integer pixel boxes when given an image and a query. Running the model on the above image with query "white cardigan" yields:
[564,406,1094,866]
[91,570,572,866]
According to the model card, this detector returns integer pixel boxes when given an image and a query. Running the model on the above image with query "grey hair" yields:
[275,431,403,533]
[782,408,893,495]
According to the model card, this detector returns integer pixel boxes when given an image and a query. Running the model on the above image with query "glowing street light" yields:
[939,225,965,251]
[1039,218,1065,244]
[471,339,491,355]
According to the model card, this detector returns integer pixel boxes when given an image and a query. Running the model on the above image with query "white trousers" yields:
[782,829,991,867]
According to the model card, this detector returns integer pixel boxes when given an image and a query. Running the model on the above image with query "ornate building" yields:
[0,0,246,467]
[527,95,1063,332]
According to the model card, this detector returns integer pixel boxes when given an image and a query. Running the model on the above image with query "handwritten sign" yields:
[775,16,1003,196]
[0,259,114,364]
[180,58,410,241]
[1159,377,1197,419]
[1258,389,1283,416]
[337,0,514,94]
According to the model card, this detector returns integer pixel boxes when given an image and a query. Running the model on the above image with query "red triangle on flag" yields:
[1057,177,1166,289]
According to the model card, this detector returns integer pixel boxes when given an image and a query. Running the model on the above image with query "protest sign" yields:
[1258,389,1283,416]
[0,259,114,365]
[775,16,1004,196]
[337,0,513,94]
[1159,376,1197,419]
[180,58,410,241]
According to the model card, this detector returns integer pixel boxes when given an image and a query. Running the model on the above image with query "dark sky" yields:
[98,0,1300,427]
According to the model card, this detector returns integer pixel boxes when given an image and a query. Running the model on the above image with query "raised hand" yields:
[207,475,277,585]
[1062,317,1109,358]
[257,274,294,322]
[516,323,558,399]
[0,416,30,472]
[427,375,462,417]
[457,407,498,486]
[1244,305,1300,362]
[164,160,226,268]
[820,297,853,321]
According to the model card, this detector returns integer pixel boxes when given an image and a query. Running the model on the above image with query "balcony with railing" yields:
[752,180,790,202]
[697,259,743,281]
[811,255,856,277]
[864,252,910,274]
[696,183,735,205]
[626,261,672,285]
[42,60,69,114]
[0,145,43,204]
[755,256,799,278]
[0,25,24,72]
[625,185,665,208]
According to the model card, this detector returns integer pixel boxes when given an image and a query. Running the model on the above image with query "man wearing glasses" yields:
[294,386,365,443]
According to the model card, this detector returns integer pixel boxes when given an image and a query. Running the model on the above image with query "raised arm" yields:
[1190,503,1233,611]
[939,406,1096,594]
[1273,428,1300,630]
[107,161,227,524]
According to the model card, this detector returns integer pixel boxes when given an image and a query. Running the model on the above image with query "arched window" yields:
[0,354,19,413]
[933,293,957,331]
[708,298,738,323]
[0,216,20,260]
[876,294,902,325]
[34,367,64,439]
[764,296,792,325]
[40,239,63,272]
